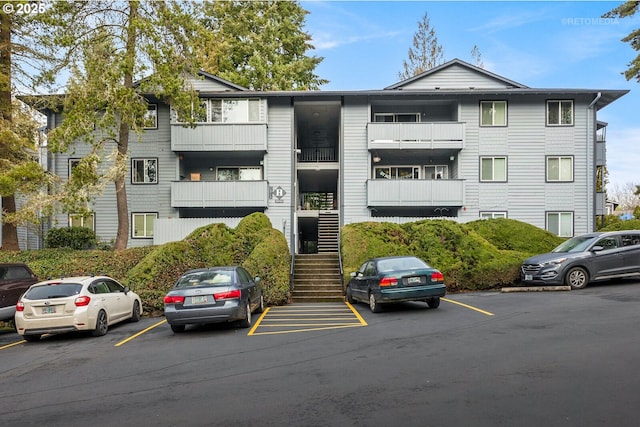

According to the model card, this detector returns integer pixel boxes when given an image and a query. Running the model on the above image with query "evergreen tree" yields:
[399,12,444,80]
[604,1,640,82]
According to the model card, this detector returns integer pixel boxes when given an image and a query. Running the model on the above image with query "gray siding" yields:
[342,97,370,224]
[402,64,516,90]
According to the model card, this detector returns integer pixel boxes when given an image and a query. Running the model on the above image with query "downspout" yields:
[587,92,601,231]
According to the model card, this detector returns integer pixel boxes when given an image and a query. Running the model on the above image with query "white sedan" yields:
[15,276,142,341]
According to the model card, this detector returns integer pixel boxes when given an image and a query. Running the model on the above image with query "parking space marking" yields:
[0,339,25,350]
[443,298,494,316]
[249,303,366,336]
[114,319,167,347]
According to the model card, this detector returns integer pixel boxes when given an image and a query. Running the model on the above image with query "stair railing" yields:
[289,253,295,292]
[337,230,344,293]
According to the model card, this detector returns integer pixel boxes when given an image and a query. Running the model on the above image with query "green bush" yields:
[45,226,98,250]
[600,218,640,231]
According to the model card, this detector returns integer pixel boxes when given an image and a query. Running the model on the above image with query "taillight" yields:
[16,302,24,312]
[431,271,444,282]
[164,295,185,304]
[75,296,91,307]
[214,289,241,300]
[379,277,398,287]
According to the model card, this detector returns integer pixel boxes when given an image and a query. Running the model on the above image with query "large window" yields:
[425,165,448,180]
[216,167,262,181]
[480,212,507,219]
[132,158,158,184]
[374,166,420,180]
[132,213,157,238]
[547,100,573,126]
[374,113,420,123]
[143,104,158,129]
[547,212,573,237]
[181,99,261,123]
[547,156,573,182]
[480,157,507,182]
[480,101,507,126]
[69,213,95,231]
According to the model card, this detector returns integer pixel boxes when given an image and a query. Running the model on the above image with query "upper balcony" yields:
[596,141,606,166]
[170,180,269,208]
[367,122,465,151]
[171,123,268,152]
[367,179,465,207]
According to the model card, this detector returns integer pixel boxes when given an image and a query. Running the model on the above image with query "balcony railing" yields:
[171,123,267,152]
[298,147,337,162]
[367,122,465,150]
[595,141,606,166]
[171,180,269,208]
[367,179,464,207]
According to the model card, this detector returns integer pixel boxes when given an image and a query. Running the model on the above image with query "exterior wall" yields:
[401,64,516,90]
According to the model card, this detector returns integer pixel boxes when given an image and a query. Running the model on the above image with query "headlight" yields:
[542,258,567,266]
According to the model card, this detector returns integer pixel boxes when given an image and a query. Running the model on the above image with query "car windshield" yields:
[24,283,82,299]
[552,235,599,253]
[377,257,429,272]
[174,271,234,288]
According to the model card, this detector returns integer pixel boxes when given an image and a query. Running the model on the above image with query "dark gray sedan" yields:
[163,266,264,333]
[346,256,447,313]
[521,230,640,289]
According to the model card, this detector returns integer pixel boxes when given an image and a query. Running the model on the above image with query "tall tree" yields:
[37,0,203,250]
[199,0,327,90]
[604,2,640,82]
[0,0,51,250]
[398,12,444,80]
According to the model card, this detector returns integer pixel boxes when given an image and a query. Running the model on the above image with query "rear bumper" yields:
[164,301,243,325]
[375,284,446,303]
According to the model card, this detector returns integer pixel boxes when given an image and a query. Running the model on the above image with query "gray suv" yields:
[521,230,640,289]
[0,263,39,321]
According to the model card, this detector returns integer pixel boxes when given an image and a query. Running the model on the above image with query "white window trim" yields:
[424,165,449,180]
[131,158,158,184]
[68,158,81,178]
[132,212,157,239]
[69,213,95,231]
[480,101,507,126]
[480,156,507,182]
[546,100,574,126]
[480,212,507,219]
[546,156,574,182]
[373,113,421,123]
[547,212,574,237]
[373,165,421,180]
[215,166,263,181]
[143,104,158,129]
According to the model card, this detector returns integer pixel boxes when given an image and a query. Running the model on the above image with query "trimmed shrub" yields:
[45,226,98,250]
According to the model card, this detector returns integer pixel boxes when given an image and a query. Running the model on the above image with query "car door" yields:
[237,268,258,309]
[351,261,374,301]
[0,264,37,312]
[618,233,640,275]
[587,236,625,279]
[104,279,131,322]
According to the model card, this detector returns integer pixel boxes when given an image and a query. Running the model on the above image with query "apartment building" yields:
[30,59,627,253]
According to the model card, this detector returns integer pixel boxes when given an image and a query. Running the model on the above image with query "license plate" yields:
[407,277,421,284]
[525,274,533,281]
[191,295,208,304]
[42,306,56,314]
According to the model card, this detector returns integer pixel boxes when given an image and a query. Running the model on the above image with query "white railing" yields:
[154,217,243,245]
[171,123,267,151]
[171,181,269,208]
[367,122,465,149]
[367,179,464,207]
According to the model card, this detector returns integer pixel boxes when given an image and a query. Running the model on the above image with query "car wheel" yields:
[130,300,141,322]
[346,286,356,304]
[170,324,185,333]
[91,310,109,337]
[255,294,265,313]
[23,334,41,342]
[426,297,440,309]
[369,292,382,313]
[237,302,252,328]
[565,267,589,290]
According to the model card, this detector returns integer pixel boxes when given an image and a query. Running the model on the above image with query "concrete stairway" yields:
[291,253,344,302]
[318,212,339,253]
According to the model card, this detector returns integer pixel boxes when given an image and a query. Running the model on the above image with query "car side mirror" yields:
[124,286,130,294]
[350,272,356,278]
[591,245,604,252]
[254,276,261,283]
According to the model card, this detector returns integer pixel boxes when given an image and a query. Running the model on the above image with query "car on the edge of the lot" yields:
[0,263,39,322]
[521,230,640,289]
[163,266,264,333]
[345,255,447,313]
[15,276,142,341]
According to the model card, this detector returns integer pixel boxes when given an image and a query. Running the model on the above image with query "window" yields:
[480,101,507,126]
[480,157,507,182]
[425,165,448,180]
[480,212,507,219]
[547,100,573,126]
[374,166,420,180]
[547,212,573,237]
[374,113,420,123]
[206,99,260,123]
[69,213,95,231]
[132,213,156,238]
[68,159,81,178]
[216,167,262,181]
[143,104,158,129]
[132,158,158,184]
[547,156,573,182]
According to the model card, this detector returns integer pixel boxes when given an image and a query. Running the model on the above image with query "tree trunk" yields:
[0,8,19,251]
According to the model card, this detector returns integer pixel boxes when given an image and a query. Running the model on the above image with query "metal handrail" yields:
[289,253,295,292]
[337,230,344,293]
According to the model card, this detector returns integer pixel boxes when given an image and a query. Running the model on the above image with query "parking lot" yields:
[1,280,640,426]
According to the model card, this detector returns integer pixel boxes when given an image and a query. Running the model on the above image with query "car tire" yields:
[565,267,589,290]
[170,324,185,333]
[91,310,109,337]
[369,292,382,313]
[426,297,440,309]
[23,334,41,342]
[130,300,141,322]
[237,302,252,328]
[256,294,265,313]
[346,286,356,304]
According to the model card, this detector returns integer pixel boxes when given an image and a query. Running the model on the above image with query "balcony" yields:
[171,181,269,208]
[595,141,606,166]
[367,179,465,207]
[367,122,465,151]
[171,123,267,152]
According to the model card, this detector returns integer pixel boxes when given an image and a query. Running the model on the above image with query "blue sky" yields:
[301,1,640,192]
